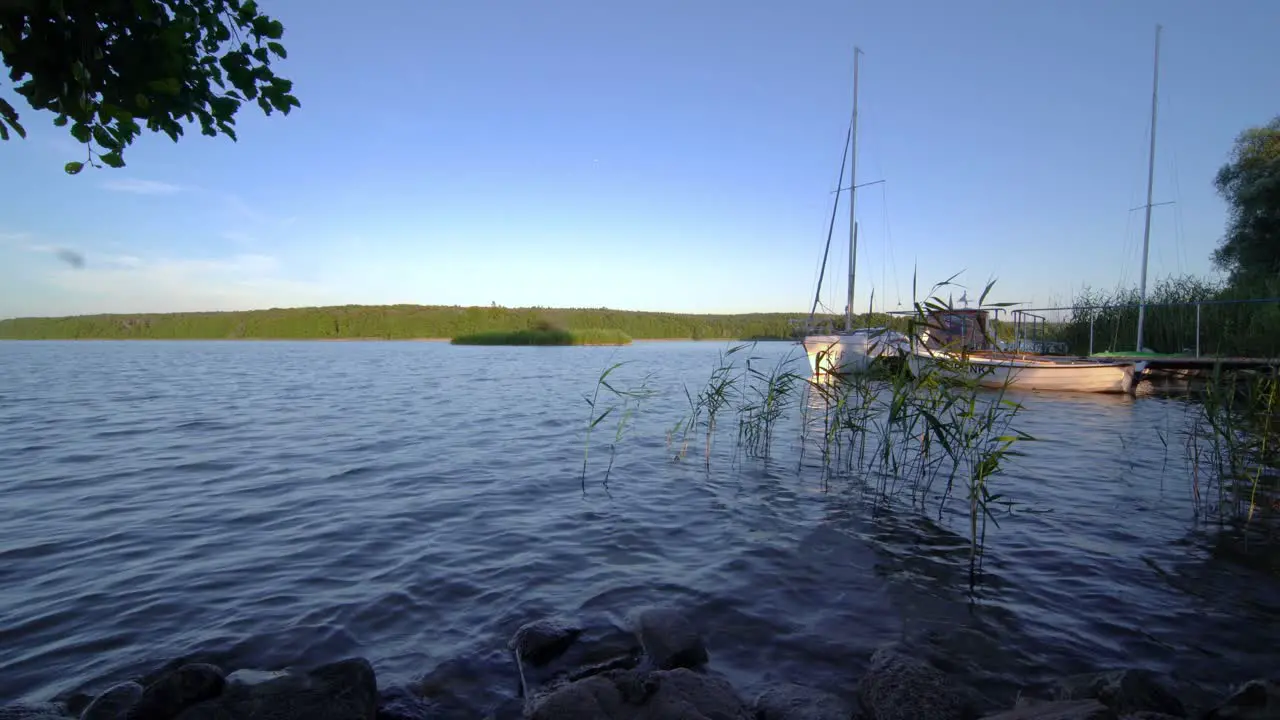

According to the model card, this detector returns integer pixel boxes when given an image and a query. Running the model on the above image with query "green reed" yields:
[667,343,752,466]
[581,360,655,487]
[579,275,1035,579]
[792,277,1033,575]
[1057,275,1280,357]
[737,350,806,459]
[1184,367,1280,533]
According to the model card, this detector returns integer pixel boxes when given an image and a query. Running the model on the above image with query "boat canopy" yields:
[920,308,993,352]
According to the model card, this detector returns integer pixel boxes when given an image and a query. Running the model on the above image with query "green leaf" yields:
[267,42,287,59]
[92,125,120,150]
[135,93,150,110]
[265,19,284,39]
[70,122,91,143]
[64,161,85,175]
[146,78,181,95]
[100,151,125,168]
[0,98,25,139]
[53,114,69,127]
[252,47,269,63]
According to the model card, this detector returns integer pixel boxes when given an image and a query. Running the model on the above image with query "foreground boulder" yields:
[509,617,583,668]
[632,607,708,671]
[175,657,377,720]
[1053,670,1185,718]
[81,681,144,720]
[754,682,857,720]
[857,645,982,720]
[527,667,751,720]
[132,663,226,720]
[980,699,1116,720]
[1205,679,1280,720]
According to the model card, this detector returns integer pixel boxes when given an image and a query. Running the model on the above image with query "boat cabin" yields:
[919,308,996,353]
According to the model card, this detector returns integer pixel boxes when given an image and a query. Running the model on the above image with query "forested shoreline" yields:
[0,305,839,341]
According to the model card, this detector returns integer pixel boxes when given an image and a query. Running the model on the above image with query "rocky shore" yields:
[2,606,1274,720]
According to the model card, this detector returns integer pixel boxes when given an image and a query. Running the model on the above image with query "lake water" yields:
[1,340,1276,710]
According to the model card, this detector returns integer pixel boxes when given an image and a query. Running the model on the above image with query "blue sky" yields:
[2,0,1278,319]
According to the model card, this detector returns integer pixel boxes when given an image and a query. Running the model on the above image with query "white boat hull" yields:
[802,329,905,376]
[803,334,873,375]
[906,351,1138,394]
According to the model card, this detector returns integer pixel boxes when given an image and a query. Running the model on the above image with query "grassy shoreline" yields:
[452,328,632,346]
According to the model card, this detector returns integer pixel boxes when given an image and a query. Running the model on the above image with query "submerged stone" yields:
[80,681,143,720]
[632,607,708,671]
[131,663,225,720]
[1053,670,1185,718]
[980,699,1116,720]
[857,645,981,720]
[508,617,582,667]
[175,657,376,720]
[527,667,751,720]
[1205,678,1280,720]
[754,682,857,720]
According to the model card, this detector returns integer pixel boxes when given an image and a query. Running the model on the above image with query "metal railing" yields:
[879,296,1280,357]
[1014,297,1280,357]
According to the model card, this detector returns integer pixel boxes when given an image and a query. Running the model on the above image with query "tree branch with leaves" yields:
[1212,116,1280,290]
[0,0,299,173]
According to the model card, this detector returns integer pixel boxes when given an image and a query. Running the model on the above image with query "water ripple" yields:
[0,340,1277,708]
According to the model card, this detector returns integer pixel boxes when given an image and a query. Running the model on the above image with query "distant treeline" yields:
[0,305,863,341]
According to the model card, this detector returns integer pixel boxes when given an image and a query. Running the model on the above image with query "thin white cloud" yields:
[101,178,183,195]
[32,252,329,315]
[103,254,143,268]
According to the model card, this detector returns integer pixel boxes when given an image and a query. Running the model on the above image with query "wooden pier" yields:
[1100,355,1280,372]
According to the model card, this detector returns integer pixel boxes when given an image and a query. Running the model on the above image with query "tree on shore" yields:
[0,0,298,173]
[1212,115,1280,290]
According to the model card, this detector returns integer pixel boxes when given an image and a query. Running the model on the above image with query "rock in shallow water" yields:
[527,667,751,720]
[1205,679,1280,720]
[80,681,143,720]
[857,645,982,720]
[754,682,857,720]
[131,663,226,720]
[508,617,583,667]
[980,699,1116,720]
[175,657,376,720]
[1053,670,1185,718]
[632,607,708,671]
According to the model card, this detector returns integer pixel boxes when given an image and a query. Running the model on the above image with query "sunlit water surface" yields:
[0,340,1275,708]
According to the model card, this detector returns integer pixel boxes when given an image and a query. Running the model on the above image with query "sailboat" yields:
[904,26,1169,394]
[903,304,1142,393]
[802,47,905,376]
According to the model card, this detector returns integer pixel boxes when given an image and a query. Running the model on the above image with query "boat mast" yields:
[1135,24,1162,353]
[846,47,862,333]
